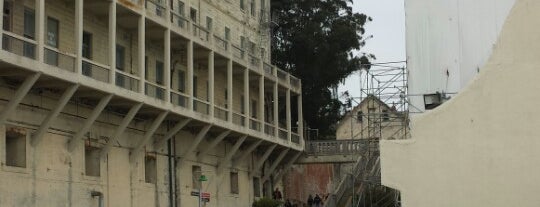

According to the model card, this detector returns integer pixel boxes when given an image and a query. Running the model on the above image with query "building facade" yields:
[381,0,540,206]
[0,0,303,206]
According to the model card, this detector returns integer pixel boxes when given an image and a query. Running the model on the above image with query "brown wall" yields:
[283,164,334,205]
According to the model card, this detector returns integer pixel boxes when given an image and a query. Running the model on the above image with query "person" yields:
[284,199,292,207]
[307,194,314,207]
[314,194,322,207]
[273,188,282,200]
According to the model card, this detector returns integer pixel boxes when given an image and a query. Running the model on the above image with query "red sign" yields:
[201,192,210,199]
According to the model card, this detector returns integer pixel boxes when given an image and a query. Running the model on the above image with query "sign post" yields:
[198,175,208,207]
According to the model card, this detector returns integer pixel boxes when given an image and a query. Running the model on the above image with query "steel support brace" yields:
[272,151,303,186]
[0,72,41,126]
[197,130,231,160]
[253,144,277,172]
[181,125,212,158]
[153,118,192,150]
[218,135,247,169]
[31,84,79,146]
[232,139,263,167]
[262,148,290,182]
[68,94,113,152]
[100,102,143,159]
[130,110,169,163]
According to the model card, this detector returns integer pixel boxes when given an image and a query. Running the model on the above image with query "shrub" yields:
[252,197,282,207]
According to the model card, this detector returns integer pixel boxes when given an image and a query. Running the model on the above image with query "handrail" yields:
[3,31,37,44]
[43,45,76,58]
[145,80,165,88]
[304,139,375,155]
[82,57,110,70]
[115,69,140,80]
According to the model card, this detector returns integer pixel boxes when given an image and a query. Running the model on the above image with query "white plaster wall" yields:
[381,0,540,206]
[406,0,515,112]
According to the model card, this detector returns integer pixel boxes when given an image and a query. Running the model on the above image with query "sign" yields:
[190,191,199,196]
[190,191,211,202]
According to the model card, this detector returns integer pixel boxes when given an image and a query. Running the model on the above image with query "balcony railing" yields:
[264,123,275,136]
[145,0,166,19]
[170,91,188,108]
[214,106,228,121]
[115,70,140,92]
[304,139,376,155]
[214,35,228,52]
[291,133,300,144]
[192,23,209,42]
[250,118,261,131]
[2,32,37,60]
[82,58,110,83]
[278,128,288,140]
[277,69,287,83]
[290,76,300,89]
[193,98,210,115]
[231,44,245,60]
[170,11,189,31]
[232,112,245,127]
[44,46,76,72]
[263,63,273,76]
[145,81,166,100]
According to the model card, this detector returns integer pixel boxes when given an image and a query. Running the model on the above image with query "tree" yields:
[271,0,373,138]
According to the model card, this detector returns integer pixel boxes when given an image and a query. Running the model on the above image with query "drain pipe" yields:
[91,191,103,207]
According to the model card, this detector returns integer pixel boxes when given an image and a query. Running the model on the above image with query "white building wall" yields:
[406,0,515,112]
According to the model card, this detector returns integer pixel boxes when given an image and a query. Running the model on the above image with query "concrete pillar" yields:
[273,82,279,136]
[259,76,264,126]
[227,59,233,122]
[75,0,83,74]
[208,51,215,117]
[298,92,304,142]
[244,68,250,126]
[164,29,171,101]
[187,41,194,110]
[138,15,145,93]
[0,0,4,47]
[109,0,117,85]
[286,89,291,142]
[36,0,45,62]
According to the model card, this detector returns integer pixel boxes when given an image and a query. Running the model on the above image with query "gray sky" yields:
[338,0,406,104]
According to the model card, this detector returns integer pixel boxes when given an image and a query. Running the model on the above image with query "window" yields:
[230,172,239,194]
[240,0,245,10]
[206,17,212,31]
[46,17,59,48]
[190,8,197,22]
[3,1,12,31]
[145,155,157,184]
[224,88,228,108]
[240,95,245,114]
[116,44,125,71]
[249,41,256,54]
[193,76,198,97]
[253,177,261,197]
[178,70,185,92]
[82,32,92,76]
[382,109,389,121]
[23,8,35,58]
[45,17,59,65]
[251,100,257,118]
[224,27,230,41]
[240,36,246,49]
[5,128,26,168]
[192,165,202,189]
[144,56,148,78]
[250,0,256,16]
[85,145,100,177]
[356,111,363,123]
[156,61,164,85]
[177,1,185,15]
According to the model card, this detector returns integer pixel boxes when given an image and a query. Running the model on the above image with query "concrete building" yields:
[0,0,303,206]
[381,0,540,206]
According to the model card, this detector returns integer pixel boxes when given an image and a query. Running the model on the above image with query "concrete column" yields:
[273,82,279,136]
[75,0,83,74]
[0,0,4,47]
[187,41,194,110]
[227,59,233,122]
[244,68,250,126]
[259,76,264,126]
[298,92,304,142]
[36,0,45,62]
[138,15,145,93]
[108,0,117,85]
[208,51,215,117]
[286,89,291,142]
[164,29,171,101]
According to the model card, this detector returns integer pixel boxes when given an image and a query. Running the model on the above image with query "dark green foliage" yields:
[252,197,282,207]
[271,0,373,138]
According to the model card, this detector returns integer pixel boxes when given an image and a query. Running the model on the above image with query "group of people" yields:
[306,194,324,207]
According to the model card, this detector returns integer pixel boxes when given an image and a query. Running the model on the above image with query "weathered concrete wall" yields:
[381,0,540,206]
[283,164,333,205]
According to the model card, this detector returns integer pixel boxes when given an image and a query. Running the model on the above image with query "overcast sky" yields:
[337,0,406,104]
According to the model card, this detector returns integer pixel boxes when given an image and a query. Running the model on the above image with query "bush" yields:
[252,197,282,207]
